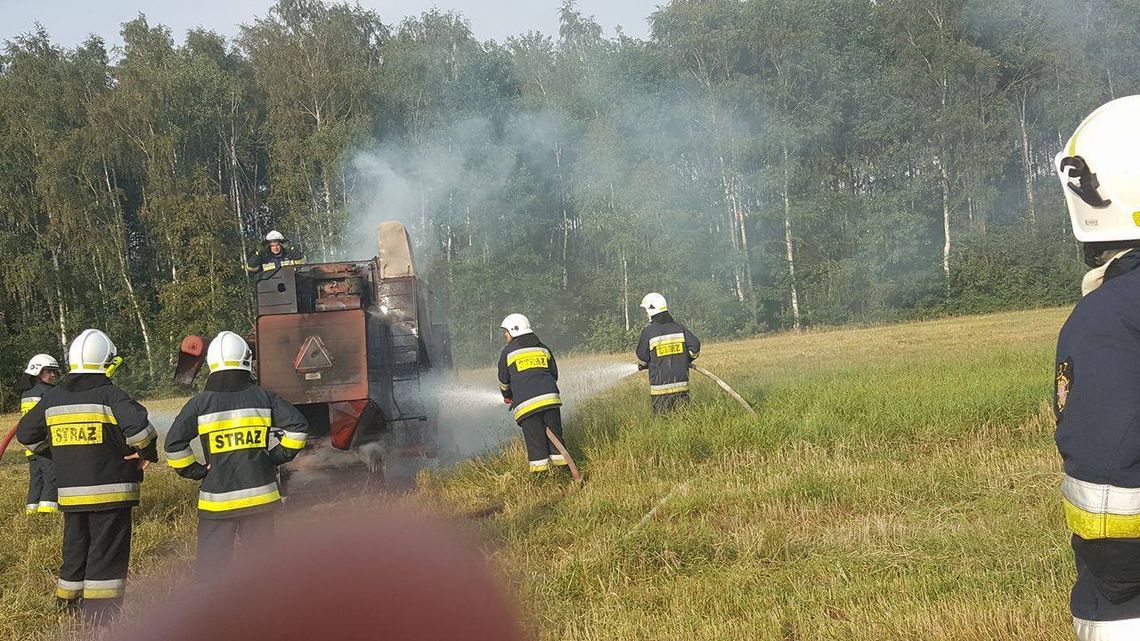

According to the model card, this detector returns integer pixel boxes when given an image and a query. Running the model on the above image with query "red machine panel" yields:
[257,309,368,405]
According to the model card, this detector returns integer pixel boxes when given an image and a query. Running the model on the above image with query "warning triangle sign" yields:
[294,336,334,372]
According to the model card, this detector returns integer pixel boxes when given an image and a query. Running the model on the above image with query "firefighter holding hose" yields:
[20,354,61,515]
[1053,95,1140,640]
[163,331,309,575]
[636,293,701,414]
[497,314,568,473]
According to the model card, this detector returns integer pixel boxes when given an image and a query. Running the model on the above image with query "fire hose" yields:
[0,424,18,460]
[690,365,756,415]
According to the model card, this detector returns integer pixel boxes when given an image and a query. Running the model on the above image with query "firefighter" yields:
[244,230,305,273]
[635,293,701,414]
[163,331,309,575]
[497,314,567,473]
[20,354,61,515]
[16,329,157,621]
[1053,95,1140,640]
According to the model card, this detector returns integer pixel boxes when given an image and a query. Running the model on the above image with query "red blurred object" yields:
[0,425,18,460]
[328,399,370,450]
[116,512,527,641]
[504,397,512,405]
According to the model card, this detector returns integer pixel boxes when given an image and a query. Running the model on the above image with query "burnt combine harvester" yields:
[176,222,452,478]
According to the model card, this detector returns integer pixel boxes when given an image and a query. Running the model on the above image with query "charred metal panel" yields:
[256,268,299,315]
[257,309,368,405]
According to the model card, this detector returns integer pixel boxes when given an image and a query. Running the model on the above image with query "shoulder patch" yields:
[1055,359,1073,420]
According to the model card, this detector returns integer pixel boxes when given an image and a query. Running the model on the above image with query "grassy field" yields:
[0,307,1073,639]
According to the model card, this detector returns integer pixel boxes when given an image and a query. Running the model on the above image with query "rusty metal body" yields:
[176,223,452,461]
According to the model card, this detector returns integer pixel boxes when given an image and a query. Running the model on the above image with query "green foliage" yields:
[1,0,1134,398]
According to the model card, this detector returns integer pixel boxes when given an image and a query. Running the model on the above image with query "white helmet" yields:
[500,313,533,338]
[640,292,668,317]
[206,331,253,373]
[68,329,117,374]
[24,354,59,376]
[1056,95,1140,243]
[265,230,286,242]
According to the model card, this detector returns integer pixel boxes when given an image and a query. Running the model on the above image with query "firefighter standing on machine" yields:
[20,354,61,515]
[1053,95,1140,641]
[16,329,157,621]
[497,314,568,473]
[635,293,701,414]
[163,331,309,574]
[244,230,305,273]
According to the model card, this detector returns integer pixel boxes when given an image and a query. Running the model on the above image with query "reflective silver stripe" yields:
[1062,475,1140,515]
[550,454,566,462]
[125,422,157,446]
[85,579,125,590]
[1074,616,1140,641]
[637,360,648,367]
[649,333,685,348]
[199,482,278,503]
[58,579,84,590]
[44,403,116,419]
[512,393,561,419]
[21,439,47,453]
[499,382,511,391]
[198,408,272,425]
[650,382,689,394]
[279,430,306,449]
[57,483,140,497]
[165,447,194,461]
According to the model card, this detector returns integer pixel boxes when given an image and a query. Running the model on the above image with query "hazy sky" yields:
[0,0,661,50]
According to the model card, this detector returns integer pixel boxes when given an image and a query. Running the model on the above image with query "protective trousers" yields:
[58,508,132,623]
[196,511,276,575]
[651,392,689,415]
[25,456,58,513]
[518,408,566,472]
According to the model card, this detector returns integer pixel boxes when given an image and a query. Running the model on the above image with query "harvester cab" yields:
[174,221,453,475]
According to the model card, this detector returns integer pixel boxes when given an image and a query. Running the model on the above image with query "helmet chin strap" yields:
[1082,248,1135,296]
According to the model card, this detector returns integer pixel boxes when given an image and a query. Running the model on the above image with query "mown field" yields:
[0,308,1073,639]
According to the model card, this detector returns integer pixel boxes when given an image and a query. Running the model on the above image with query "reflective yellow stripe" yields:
[1064,498,1140,539]
[83,588,123,599]
[20,399,38,415]
[56,588,82,600]
[280,436,305,449]
[512,395,561,421]
[198,416,273,435]
[198,489,281,512]
[46,412,116,426]
[58,492,140,507]
[167,454,197,469]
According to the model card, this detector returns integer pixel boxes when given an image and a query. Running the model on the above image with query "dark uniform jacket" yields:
[21,379,54,460]
[1056,250,1140,622]
[246,245,305,273]
[164,371,308,520]
[497,334,561,424]
[636,312,701,396]
[16,374,157,512]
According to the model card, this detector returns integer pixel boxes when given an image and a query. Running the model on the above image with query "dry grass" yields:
[418,307,1074,640]
[0,307,1074,639]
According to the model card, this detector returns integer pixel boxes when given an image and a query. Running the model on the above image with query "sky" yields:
[0,0,660,50]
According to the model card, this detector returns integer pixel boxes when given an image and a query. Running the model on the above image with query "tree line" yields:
[1,0,1136,407]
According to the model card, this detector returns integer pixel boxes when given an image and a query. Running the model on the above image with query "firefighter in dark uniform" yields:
[1053,95,1140,640]
[17,329,157,621]
[497,314,567,472]
[164,331,309,574]
[635,293,701,414]
[20,353,61,515]
[245,229,305,273]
